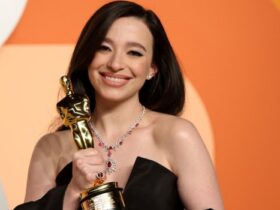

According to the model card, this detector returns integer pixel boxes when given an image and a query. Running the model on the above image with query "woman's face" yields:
[88,16,156,103]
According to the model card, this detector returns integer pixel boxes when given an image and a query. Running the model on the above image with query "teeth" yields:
[105,76,125,82]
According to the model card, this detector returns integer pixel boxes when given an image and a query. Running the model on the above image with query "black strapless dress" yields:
[14,157,184,210]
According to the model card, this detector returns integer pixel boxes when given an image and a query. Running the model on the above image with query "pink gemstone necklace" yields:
[89,106,146,174]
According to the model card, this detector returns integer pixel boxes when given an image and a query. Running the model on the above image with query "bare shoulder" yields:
[151,111,201,146]
[25,129,74,201]
[34,130,73,157]
[150,111,224,209]
[29,129,74,176]
[150,111,211,172]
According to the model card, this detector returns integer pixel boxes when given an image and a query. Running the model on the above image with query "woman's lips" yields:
[100,72,131,87]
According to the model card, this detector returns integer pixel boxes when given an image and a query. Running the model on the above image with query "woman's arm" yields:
[165,119,224,210]
[13,133,68,210]
[24,134,58,202]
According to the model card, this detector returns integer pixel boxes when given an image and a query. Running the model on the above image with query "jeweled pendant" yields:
[106,157,116,174]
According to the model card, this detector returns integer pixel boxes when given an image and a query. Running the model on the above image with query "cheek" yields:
[88,60,99,83]
[87,65,96,83]
[89,54,106,70]
[135,53,153,76]
[132,60,153,76]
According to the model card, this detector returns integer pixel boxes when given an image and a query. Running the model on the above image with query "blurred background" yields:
[0,0,280,209]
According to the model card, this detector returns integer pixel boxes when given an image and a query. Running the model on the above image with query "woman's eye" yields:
[128,50,143,57]
[98,45,111,52]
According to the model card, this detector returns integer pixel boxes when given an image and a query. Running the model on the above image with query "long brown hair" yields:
[54,1,185,131]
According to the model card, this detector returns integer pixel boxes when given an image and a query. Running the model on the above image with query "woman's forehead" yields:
[104,17,153,50]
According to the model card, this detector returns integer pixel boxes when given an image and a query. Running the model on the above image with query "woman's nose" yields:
[107,52,125,71]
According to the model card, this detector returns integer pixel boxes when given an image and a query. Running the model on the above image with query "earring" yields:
[146,74,153,80]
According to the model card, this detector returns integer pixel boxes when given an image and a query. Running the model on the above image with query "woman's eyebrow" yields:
[103,37,147,52]
[126,41,147,52]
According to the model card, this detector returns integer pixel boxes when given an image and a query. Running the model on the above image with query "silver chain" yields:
[89,106,146,152]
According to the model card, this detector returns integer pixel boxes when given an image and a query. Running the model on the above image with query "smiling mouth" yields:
[104,75,127,82]
[100,72,131,87]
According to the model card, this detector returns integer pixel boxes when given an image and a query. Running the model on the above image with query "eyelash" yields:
[98,45,143,57]
[128,50,143,57]
[98,45,111,52]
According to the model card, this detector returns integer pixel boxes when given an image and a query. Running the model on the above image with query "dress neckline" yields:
[124,157,176,191]
[55,156,183,210]
[56,156,177,191]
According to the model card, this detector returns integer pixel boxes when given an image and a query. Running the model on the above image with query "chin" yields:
[96,91,139,104]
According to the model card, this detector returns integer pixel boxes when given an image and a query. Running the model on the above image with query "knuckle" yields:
[72,151,80,159]
[76,159,83,166]
[73,158,83,168]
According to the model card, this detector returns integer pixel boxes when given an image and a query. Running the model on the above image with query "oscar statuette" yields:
[56,75,125,210]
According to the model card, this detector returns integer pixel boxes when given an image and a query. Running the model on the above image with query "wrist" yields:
[63,181,81,210]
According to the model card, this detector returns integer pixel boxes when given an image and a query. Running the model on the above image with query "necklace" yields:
[90,106,146,174]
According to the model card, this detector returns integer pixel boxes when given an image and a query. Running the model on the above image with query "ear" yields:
[146,64,158,80]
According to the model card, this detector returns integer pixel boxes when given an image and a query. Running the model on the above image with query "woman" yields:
[15,1,224,210]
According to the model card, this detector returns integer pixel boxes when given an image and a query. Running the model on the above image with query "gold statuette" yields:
[56,75,125,210]
[57,75,93,149]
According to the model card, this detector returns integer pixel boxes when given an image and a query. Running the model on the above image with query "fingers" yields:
[73,148,100,159]
[73,148,105,165]
[71,148,107,191]
[79,164,106,179]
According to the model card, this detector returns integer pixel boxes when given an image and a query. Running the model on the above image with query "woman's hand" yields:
[70,148,106,193]
[63,148,106,210]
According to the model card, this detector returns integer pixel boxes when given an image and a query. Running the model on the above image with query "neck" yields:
[92,99,144,143]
